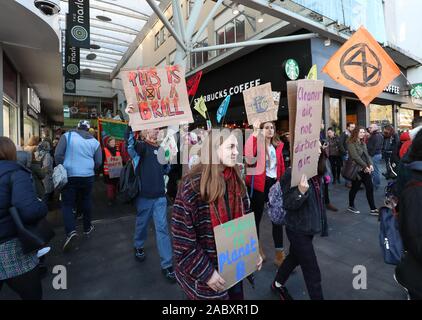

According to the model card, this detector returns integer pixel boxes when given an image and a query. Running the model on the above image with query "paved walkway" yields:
[0,176,406,300]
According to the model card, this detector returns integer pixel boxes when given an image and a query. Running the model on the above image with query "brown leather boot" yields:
[259,243,266,262]
[274,250,285,267]
[326,203,339,212]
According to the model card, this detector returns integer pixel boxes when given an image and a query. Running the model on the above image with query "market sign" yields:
[411,84,422,99]
[65,14,80,79]
[65,78,76,94]
[27,88,41,113]
[285,59,300,80]
[68,0,90,49]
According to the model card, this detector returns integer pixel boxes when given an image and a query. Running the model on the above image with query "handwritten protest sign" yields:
[108,156,123,179]
[242,83,278,124]
[287,80,324,187]
[98,118,129,163]
[213,213,259,290]
[121,65,193,131]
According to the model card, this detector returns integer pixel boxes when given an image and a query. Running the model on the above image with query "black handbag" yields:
[341,158,361,181]
[9,171,55,254]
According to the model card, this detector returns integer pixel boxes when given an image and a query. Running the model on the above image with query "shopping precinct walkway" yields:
[0,177,406,300]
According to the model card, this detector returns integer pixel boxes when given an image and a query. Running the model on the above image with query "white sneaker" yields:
[348,207,360,214]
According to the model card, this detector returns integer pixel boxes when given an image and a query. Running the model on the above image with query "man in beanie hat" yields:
[55,120,102,252]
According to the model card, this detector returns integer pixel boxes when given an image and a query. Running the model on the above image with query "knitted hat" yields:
[77,120,90,131]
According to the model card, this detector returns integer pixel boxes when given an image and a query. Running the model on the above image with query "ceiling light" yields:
[86,53,97,60]
[90,44,101,50]
[82,68,92,75]
[324,38,331,47]
[96,15,112,22]
[232,4,239,15]
[257,13,264,23]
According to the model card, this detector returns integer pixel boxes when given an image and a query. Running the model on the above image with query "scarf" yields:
[106,146,117,156]
[209,167,244,228]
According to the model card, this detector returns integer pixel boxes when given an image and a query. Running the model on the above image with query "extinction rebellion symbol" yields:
[71,26,88,42]
[67,64,79,75]
[340,43,382,87]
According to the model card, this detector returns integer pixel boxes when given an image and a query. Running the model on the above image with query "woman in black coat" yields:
[0,137,48,300]
[395,130,422,300]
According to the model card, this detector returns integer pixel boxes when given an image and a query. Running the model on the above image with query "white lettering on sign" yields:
[383,85,400,95]
[197,79,262,104]
[76,0,85,24]
[27,88,41,113]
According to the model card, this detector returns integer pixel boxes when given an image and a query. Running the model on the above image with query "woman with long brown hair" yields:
[245,120,286,266]
[172,129,263,300]
[347,127,378,215]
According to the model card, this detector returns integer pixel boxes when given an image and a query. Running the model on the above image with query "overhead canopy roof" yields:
[59,0,159,76]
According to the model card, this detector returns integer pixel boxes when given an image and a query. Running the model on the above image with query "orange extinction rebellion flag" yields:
[322,26,401,107]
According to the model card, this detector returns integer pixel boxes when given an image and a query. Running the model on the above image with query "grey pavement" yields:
[0,175,407,300]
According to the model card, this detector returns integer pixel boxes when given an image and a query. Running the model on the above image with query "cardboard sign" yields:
[287,80,324,187]
[242,83,278,124]
[213,213,259,290]
[121,65,194,131]
[108,156,123,179]
[322,26,400,107]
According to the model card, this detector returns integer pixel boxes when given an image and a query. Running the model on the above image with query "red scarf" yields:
[209,167,244,228]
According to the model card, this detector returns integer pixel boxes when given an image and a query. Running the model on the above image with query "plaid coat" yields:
[171,175,250,300]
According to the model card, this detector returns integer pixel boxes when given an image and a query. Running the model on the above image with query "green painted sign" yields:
[285,59,300,80]
[411,84,422,99]
[100,120,127,140]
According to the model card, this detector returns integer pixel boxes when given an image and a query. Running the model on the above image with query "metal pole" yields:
[146,0,188,52]
[191,0,224,46]
[191,33,319,52]
[172,0,186,43]
[185,0,203,45]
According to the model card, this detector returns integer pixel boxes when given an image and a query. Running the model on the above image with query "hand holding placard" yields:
[207,270,226,292]
[298,174,309,195]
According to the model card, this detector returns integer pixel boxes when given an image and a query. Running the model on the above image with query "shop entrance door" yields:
[346,99,366,127]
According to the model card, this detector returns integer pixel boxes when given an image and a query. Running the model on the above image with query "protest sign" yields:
[242,83,278,124]
[98,118,129,163]
[322,26,400,107]
[121,65,193,131]
[287,80,324,187]
[213,213,259,290]
[108,156,123,179]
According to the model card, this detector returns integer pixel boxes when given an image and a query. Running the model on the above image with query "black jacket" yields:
[339,131,350,156]
[0,161,48,244]
[367,131,384,156]
[281,169,327,236]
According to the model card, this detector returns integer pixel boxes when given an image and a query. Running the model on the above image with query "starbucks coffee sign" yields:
[285,59,300,80]
[411,84,422,99]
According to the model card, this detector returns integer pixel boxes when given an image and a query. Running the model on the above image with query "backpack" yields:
[379,206,404,265]
[117,161,140,203]
[267,181,286,225]
[52,132,71,190]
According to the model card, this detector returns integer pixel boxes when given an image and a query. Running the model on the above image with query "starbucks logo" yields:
[71,26,88,42]
[66,81,75,91]
[67,64,79,75]
[285,59,300,80]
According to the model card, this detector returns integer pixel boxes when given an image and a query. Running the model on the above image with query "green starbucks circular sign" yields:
[411,84,422,99]
[285,59,300,80]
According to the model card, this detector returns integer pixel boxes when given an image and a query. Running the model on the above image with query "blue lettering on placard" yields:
[218,237,258,273]
[236,261,246,281]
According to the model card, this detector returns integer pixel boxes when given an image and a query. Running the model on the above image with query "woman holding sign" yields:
[245,120,286,266]
[172,130,263,300]
[103,137,121,206]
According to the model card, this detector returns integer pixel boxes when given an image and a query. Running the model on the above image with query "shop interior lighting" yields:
[90,44,101,50]
[86,53,97,60]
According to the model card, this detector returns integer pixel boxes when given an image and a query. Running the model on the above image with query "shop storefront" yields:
[23,87,41,144]
[2,54,19,145]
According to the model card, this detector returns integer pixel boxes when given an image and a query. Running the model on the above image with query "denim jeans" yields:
[372,154,383,189]
[134,196,173,269]
[61,176,94,235]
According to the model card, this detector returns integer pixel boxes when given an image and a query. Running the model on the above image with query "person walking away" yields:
[395,129,422,299]
[367,124,384,190]
[327,128,342,185]
[245,120,286,266]
[34,141,54,205]
[339,123,356,188]
[55,120,102,252]
[382,125,400,180]
[271,143,328,300]
[103,137,120,206]
[172,130,263,300]
[0,137,48,300]
[347,127,378,216]
[125,104,175,283]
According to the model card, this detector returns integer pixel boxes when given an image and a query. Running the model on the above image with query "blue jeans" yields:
[61,176,94,235]
[372,154,383,189]
[134,197,172,269]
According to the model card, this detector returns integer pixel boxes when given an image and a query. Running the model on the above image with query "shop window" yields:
[154,27,166,50]
[215,13,246,56]
[2,99,18,145]
[3,55,18,102]
[398,108,413,130]
[369,104,393,127]
[190,38,209,70]
[329,98,341,135]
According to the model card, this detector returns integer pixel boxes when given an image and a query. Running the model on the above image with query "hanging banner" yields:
[98,118,129,162]
[121,65,194,131]
[287,80,324,187]
[214,213,260,290]
[68,0,90,49]
[322,26,400,107]
[242,83,278,125]
[186,70,203,97]
[64,78,76,94]
[65,14,80,79]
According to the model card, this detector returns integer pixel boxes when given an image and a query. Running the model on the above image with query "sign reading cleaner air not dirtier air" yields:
[68,0,90,49]
[65,15,80,79]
